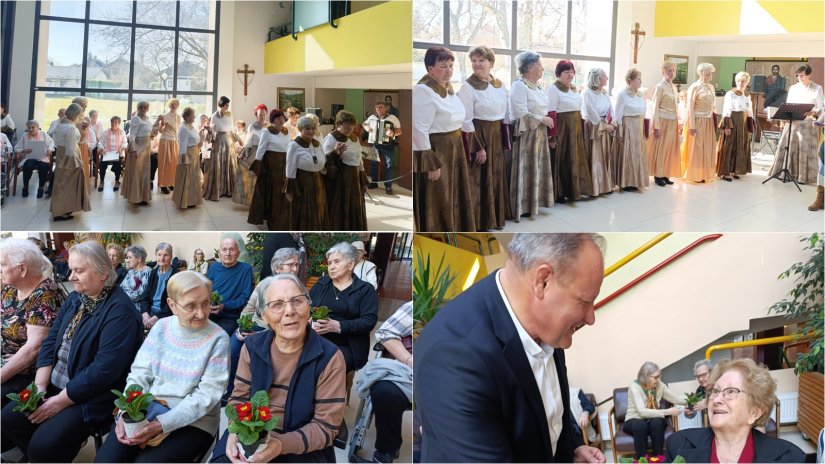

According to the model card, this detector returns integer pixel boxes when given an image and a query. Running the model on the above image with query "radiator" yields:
[775,392,799,424]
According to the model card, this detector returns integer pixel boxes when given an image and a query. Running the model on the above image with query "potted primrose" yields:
[5,382,46,417]
[225,390,279,459]
[111,384,155,438]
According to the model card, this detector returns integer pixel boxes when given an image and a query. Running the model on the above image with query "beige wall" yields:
[132,232,229,265]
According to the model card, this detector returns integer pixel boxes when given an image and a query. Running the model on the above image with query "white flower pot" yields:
[123,417,149,438]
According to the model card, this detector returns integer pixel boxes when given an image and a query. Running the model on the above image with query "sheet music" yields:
[23,140,46,161]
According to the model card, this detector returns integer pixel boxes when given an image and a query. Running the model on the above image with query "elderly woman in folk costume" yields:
[716,72,754,182]
[153,98,181,195]
[682,63,718,184]
[248,109,291,230]
[232,104,268,206]
[581,67,617,196]
[648,61,682,187]
[172,107,204,209]
[548,60,594,203]
[322,109,369,230]
[285,116,328,230]
[457,45,510,230]
[50,103,91,221]
[69,97,91,185]
[204,96,243,201]
[285,107,301,140]
[122,101,154,205]
[614,68,650,191]
[413,46,476,232]
[508,50,554,221]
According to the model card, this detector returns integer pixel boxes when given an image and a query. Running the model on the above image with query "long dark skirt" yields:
[553,111,593,201]
[248,150,291,230]
[288,168,328,230]
[470,119,507,230]
[716,111,752,176]
[326,159,368,231]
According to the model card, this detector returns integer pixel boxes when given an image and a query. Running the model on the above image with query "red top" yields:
[710,429,756,463]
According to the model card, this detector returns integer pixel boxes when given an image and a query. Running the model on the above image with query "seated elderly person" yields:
[0,241,143,462]
[139,242,178,330]
[355,301,412,463]
[14,119,55,199]
[120,245,152,312]
[691,359,712,417]
[106,243,128,286]
[0,239,64,407]
[212,273,346,462]
[625,361,685,459]
[95,271,229,462]
[309,242,378,374]
[207,237,254,336]
[666,358,804,463]
[226,247,301,399]
[352,240,378,290]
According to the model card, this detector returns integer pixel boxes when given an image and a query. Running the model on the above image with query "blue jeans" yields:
[372,144,395,187]
[226,323,266,398]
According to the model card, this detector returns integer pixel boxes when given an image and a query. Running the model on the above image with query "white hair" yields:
[0,238,52,277]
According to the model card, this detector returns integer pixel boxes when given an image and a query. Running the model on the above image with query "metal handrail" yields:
[705,333,817,360]
[596,234,723,310]
[604,233,671,277]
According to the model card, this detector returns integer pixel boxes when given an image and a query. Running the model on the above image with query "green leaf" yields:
[250,390,269,408]
[225,404,239,420]
[264,417,279,431]
[237,430,258,446]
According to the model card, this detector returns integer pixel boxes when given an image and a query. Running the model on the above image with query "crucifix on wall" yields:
[630,22,646,64]
[236,64,255,98]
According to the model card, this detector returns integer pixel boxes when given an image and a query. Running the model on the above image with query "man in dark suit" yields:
[415,234,607,462]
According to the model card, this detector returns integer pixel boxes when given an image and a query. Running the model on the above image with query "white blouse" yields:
[412,83,465,151]
[285,139,326,177]
[255,129,291,160]
[286,120,300,140]
[178,124,200,149]
[53,122,81,158]
[722,91,754,118]
[787,81,824,114]
[211,110,235,133]
[156,112,181,141]
[457,80,509,132]
[581,88,612,124]
[245,121,267,147]
[15,130,55,163]
[323,133,363,168]
[547,84,582,113]
[128,116,153,142]
[614,89,647,123]
[509,79,548,121]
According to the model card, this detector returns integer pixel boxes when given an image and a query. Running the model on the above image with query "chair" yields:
[581,393,604,452]
[608,387,678,463]
[702,399,780,438]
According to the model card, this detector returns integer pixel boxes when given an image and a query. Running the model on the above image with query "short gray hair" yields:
[25,120,40,129]
[125,245,148,262]
[696,63,715,76]
[65,103,84,122]
[507,233,605,282]
[70,241,117,287]
[734,71,750,84]
[326,242,359,265]
[261,273,312,316]
[221,236,240,250]
[0,238,52,277]
[296,115,316,131]
[271,247,300,274]
[155,242,173,255]
[167,271,212,301]
[694,359,713,373]
[637,361,661,384]
[71,96,88,109]
[587,68,606,91]
[515,51,542,76]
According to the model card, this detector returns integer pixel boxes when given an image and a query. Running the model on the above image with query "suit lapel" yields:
[752,429,784,462]
[679,428,713,462]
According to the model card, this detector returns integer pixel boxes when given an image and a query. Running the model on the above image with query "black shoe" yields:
[161,186,170,194]
[113,182,120,192]
[372,450,393,463]
[368,182,379,189]
[698,179,706,183]
[333,419,348,449]
[137,201,149,206]
[722,176,732,182]
[53,214,73,221]
[622,186,638,192]
[22,188,28,198]
[168,185,174,191]
[557,197,566,203]
[655,177,666,187]
[385,186,394,195]
[732,174,740,179]
[664,177,674,185]
[98,186,104,192]
[36,189,44,199]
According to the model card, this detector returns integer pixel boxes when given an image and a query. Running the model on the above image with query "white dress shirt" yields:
[255,128,291,161]
[787,81,824,114]
[581,88,612,124]
[353,260,378,290]
[323,133,363,168]
[412,82,465,151]
[84,127,98,149]
[722,91,754,118]
[547,84,583,113]
[614,89,647,123]
[510,79,549,121]
[15,130,55,163]
[97,128,127,162]
[285,139,326,177]
[90,120,104,142]
[211,110,235,133]
[458,79,509,132]
[178,124,200,149]
[128,116,153,142]
[245,121,267,147]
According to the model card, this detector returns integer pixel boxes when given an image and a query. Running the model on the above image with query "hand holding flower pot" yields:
[5,382,46,417]
[111,384,155,438]
[310,305,330,322]
[225,390,279,460]
[683,391,704,419]
[237,314,255,334]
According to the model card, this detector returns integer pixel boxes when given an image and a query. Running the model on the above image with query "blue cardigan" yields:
[36,286,143,426]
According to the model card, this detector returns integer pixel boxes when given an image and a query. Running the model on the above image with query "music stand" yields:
[762,102,814,192]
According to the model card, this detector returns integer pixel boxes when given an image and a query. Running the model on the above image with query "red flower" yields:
[235,402,253,421]
[257,407,272,421]
[126,390,142,403]
[19,389,31,402]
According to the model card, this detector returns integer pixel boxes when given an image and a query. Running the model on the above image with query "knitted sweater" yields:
[206,261,253,315]
[125,316,230,434]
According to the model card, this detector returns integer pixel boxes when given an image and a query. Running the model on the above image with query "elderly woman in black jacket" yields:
[0,241,143,462]
[309,242,378,373]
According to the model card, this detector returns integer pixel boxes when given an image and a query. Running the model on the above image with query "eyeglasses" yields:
[708,387,747,401]
[695,372,709,379]
[264,294,309,313]
[280,261,300,270]
[173,300,211,313]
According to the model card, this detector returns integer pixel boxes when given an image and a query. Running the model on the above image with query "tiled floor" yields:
[0,178,413,232]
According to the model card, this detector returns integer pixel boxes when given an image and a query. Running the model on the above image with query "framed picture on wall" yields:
[363,90,400,122]
[277,87,305,112]
[665,54,689,84]
[745,59,807,109]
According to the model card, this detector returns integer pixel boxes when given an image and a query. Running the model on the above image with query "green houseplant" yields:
[413,250,458,337]
[5,382,46,416]
[768,232,823,440]
[111,384,155,438]
[303,233,360,277]
[225,390,279,459]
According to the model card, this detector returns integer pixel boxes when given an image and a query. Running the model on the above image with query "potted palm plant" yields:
[769,232,823,440]
[412,250,458,337]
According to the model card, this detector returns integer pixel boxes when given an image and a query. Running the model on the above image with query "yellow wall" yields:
[655,0,824,36]
[413,235,495,299]
[264,1,412,74]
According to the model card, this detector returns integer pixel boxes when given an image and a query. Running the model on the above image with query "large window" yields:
[413,0,616,93]
[31,0,219,130]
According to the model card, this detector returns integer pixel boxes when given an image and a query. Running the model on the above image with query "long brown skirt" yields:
[121,136,152,204]
[288,169,328,230]
[510,116,553,219]
[248,151,291,230]
[615,116,650,188]
[716,111,752,177]
[470,119,507,230]
[79,143,90,186]
[414,130,477,232]
[172,145,203,208]
[682,117,716,182]
[553,111,593,201]
[232,144,256,206]
[586,120,614,195]
[326,162,368,231]
[647,118,682,177]
[203,132,236,200]
[51,146,91,217]
[768,119,819,184]
[157,138,179,187]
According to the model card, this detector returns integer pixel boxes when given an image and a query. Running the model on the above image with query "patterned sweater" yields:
[124,315,229,434]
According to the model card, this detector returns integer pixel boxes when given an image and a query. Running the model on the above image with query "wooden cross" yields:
[236,64,255,97]
[631,22,645,64]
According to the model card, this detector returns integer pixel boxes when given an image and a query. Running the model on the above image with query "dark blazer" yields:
[137,267,178,318]
[415,271,584,462]
[666,427,805,463]
[309,274,377,371]
[36,286,143,426]
[114,264,128,286]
